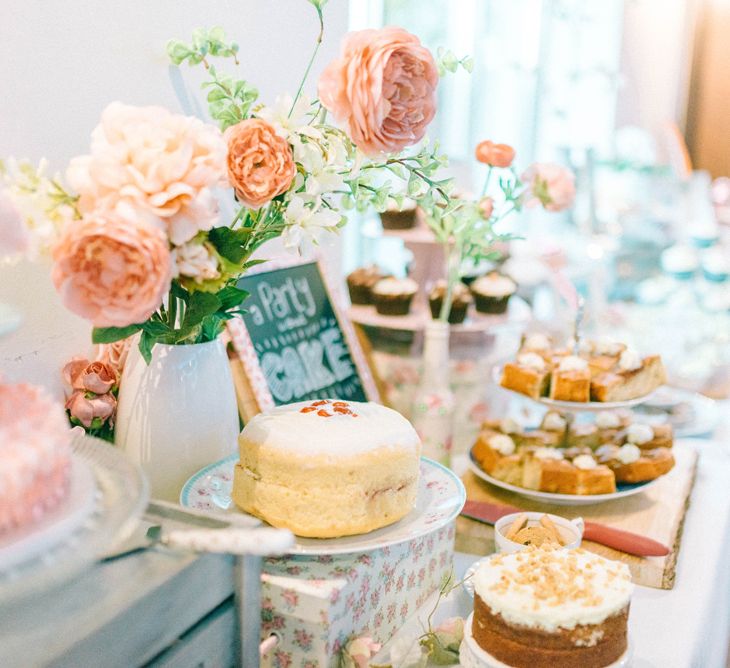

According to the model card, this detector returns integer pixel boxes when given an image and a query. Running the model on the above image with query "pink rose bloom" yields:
[0,190,29,258]
[475,141,515,168]
[433,616,465,649]
[225,119,296,209]
[522,163,576,212]
[67,102,226,246]
[478,196,494,220]
[63,357,118,394]
[96,338,131,374]
[66,391,116,428]
[52,211,172,327]
[318,27,438,156]
[342,636,382,668]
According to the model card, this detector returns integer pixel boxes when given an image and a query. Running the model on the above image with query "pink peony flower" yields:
[67,102,227,246]
[0,190,29,258]
[522,163,576,212]
[475,141,515,168]
[318,27,438,156]
[225,118,296,209]
[52,211,172,327]
[63,358,118,394]
[65,391,116,428]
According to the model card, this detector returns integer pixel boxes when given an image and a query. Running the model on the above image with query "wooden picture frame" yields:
[226,257,380,422]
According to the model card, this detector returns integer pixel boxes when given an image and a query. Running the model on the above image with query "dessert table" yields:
[2,422,729,668]
[374,434,730,668]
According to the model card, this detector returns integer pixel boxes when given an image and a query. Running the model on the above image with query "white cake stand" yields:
[480,361,672,505]
[180,456,465,556]
[458,613,632,668]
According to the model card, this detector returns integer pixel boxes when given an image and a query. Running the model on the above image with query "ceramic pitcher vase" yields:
[115,337,239,501]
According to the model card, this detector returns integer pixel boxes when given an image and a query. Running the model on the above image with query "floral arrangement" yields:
[2,0,458,363]
[422,140,576,323]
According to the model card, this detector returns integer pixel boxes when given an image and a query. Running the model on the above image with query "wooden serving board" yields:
[456,441,698,589]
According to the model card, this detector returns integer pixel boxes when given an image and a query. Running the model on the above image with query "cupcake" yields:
[429,280,472,324]
[470,272,517,314]
[379,199,417,230]
[372,277,419,315]
[346,265,389,305]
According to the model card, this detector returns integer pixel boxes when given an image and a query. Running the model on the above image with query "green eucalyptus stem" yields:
[481,166,493,197]
[390,158,450,203]
[289,7,324,117]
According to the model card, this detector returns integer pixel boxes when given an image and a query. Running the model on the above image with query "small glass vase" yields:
[410,321,455,466]
[115,337,239,501]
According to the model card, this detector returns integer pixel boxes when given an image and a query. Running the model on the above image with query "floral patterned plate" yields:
[180,456,466,556]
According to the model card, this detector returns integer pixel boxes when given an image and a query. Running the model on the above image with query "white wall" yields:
[0,0,348,393]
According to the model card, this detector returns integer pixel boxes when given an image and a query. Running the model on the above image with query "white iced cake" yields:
[231,399,422,538]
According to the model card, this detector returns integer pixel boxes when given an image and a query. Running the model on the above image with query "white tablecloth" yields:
[375,439,730,668]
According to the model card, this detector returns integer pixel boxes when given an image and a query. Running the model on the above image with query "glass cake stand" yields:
[0,432,148,606]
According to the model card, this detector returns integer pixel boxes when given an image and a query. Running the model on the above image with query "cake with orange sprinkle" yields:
[471,545,632,667]
[231,399,421,537]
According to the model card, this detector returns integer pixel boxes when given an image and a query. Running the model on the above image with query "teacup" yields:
[495,511,584,553]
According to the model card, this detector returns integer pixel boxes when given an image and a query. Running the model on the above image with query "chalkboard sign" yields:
[227,259,379,420]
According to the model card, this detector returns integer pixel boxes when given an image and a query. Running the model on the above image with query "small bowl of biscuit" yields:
[495,511,584,553]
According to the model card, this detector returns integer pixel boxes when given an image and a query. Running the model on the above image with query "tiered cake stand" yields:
[350,216,530,339]
[467,367,669,506]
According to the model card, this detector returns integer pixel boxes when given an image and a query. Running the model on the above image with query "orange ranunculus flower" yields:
[475,141,515,168]
[226,118,296,209]
[52,211,172,328]
[318,27,438,156]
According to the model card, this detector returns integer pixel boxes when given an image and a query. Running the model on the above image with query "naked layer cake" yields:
[231,399,422,538]
[0,381,72,535]
[471,546,633,667]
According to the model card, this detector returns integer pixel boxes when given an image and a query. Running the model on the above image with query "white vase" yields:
[410,321,455,466]
[115,337,239,501]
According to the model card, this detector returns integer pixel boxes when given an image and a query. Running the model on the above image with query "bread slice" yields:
[549,369,591,402]
[608,447,675,483]
[500,362,550,399]
[590,355,666,402]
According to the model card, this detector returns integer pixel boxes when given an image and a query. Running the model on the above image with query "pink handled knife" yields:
[460,500,670,558]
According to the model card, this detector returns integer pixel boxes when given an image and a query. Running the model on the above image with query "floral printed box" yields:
[261,521,456,668]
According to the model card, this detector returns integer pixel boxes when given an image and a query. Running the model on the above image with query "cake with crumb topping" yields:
[231,399,421,537]
[471,546,632,667]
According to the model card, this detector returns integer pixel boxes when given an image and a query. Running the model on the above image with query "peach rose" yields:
[522,163,576,212]
[67,102,227,246]
[475,141,515,168]
[226,118,296,209]
[66,391,116,428]
[63,357,118,394]
[478,196,495,220]
[318,27,438,156]
[0,190,29,258]
[52,211,172,328]
[96,338,131,374]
